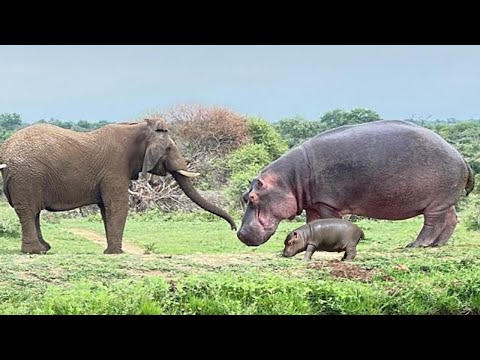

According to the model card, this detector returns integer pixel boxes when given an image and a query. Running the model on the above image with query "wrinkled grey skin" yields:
[0,118,236,254]
[283,219,364,261]
[238,120,475,248]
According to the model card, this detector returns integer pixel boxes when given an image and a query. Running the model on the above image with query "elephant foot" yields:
[406,240,433,248]
[39,240,51,251]
[21,242,48,254]
[104,247,124,255]
[430,242,448,248]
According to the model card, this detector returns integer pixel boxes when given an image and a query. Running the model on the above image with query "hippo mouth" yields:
[256,207,275,233]
[237,204,280,246]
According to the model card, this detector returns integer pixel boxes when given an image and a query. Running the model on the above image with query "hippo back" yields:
[302,120,468,220]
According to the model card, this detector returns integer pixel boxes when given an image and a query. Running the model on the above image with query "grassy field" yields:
[1,202,480,315]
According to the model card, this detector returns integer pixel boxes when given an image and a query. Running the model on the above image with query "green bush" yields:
[0,203,20,236]
[246,117,288,160]
[227,143,270,175]
[460,194,480,230]
[320,108,381,130]
[274,116,326,148]
[225,144,270,207]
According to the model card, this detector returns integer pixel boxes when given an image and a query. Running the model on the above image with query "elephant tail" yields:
[465,159,475,196]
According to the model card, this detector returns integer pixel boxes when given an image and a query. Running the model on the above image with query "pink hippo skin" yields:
[237,120,474,248]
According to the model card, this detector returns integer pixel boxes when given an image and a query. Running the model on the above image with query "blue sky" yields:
[1,45,479,123]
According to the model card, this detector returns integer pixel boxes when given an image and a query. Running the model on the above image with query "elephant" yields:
[0,118,237,254]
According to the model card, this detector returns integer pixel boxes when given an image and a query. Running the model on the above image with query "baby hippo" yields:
[282,219,364,261]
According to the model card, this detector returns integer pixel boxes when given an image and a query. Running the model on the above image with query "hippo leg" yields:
[306,209,321,222]
[342,245,357,261]
[303,244,316,261]
[431,206,457,247]
[318,204,342,219]
[406,209,449,248]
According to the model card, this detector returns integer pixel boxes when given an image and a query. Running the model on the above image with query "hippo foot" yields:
[21,242,48,254]
[104,247,124,254]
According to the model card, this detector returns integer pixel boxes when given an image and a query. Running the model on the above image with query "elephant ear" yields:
[141,143,164,178]
[145,118,168,131]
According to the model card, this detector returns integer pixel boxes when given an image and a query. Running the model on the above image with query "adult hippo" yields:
[237,120,474,248]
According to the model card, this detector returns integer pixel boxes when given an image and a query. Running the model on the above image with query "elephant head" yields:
[139,118,237,230]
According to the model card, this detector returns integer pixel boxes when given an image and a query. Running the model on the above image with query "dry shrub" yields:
[129,104,250,212]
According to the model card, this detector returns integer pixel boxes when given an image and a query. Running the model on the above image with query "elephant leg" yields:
[406,210,448,248]
[16,208,46,254]
[431,206,457,247]
[100,196,128,255]
[35,212,51,251]
[99,204,109,240]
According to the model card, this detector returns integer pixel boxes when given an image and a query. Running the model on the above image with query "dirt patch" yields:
[126,268,175,280]
[17,272,38,281]
[68,228,144,255]
[180,253,276,267]
[307,260,376,282]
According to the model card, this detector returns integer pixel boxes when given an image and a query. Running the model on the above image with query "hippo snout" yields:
[237,229,260,246]
[237,227,272,246]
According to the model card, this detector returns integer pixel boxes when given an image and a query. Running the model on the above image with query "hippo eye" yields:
[288,241,292,246]
[256,179,264,189]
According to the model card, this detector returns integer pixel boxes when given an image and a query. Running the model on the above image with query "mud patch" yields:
[307,260,376,282]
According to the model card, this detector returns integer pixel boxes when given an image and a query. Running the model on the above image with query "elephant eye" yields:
[155,129,168,133]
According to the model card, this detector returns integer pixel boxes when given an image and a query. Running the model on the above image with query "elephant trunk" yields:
[171,171,237,230]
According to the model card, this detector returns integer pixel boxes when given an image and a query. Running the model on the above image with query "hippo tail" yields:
[358,230,365,243]
[465,160,475,196]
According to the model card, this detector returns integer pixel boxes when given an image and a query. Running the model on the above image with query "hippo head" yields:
[237,172,298,246]
[282,230,307,257]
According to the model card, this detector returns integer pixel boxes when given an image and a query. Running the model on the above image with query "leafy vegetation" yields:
[1,201,480,314]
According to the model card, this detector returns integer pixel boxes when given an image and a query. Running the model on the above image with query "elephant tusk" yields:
[177,169,201,178]
[0,164,6,169]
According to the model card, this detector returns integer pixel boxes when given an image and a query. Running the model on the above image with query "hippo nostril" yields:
[237,230,255,246]
[237,230,247,242]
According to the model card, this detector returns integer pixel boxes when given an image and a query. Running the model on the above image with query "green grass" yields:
[1,202,480,314]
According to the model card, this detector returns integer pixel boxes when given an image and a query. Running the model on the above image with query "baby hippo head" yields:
[282,230,307,257]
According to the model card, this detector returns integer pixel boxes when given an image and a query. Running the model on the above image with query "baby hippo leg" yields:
[303,244,316,261]
[342,244,357,261]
